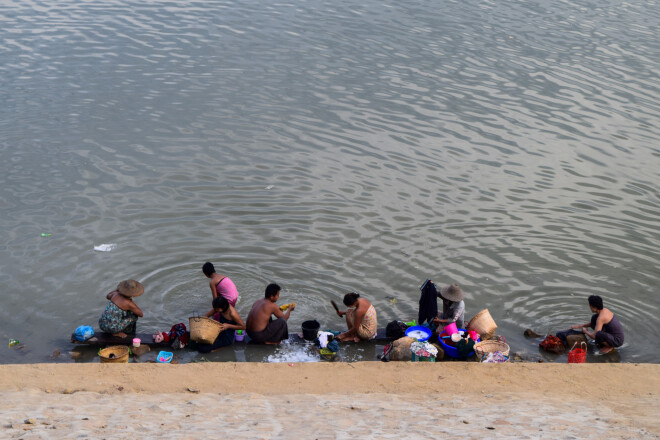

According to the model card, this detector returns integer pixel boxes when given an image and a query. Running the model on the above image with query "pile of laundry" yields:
[153,323,189,349]
[410,341,438,359]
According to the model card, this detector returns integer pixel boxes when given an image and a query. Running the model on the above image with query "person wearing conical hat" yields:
[433,283,465,330]
[98,280,145,338]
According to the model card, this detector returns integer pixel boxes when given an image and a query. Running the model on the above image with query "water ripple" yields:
[0,0,659,362]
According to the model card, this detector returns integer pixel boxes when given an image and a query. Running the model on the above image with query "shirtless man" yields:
[246,283,294,344]
[558,295,624,354]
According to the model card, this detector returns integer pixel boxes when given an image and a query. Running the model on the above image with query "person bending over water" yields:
[433,283,465,330]
[98,280,144,338]
[246,283,294,344]
[557,295,624,354]
[196,296,246,353]
[202,262,239,307]
[336,292,377,342]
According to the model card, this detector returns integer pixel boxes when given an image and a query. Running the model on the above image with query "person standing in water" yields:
[202,262,239,307]
[98,280,144,338]
[336,292,377,342]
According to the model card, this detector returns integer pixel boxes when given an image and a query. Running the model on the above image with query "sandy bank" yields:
[1,363,658,439]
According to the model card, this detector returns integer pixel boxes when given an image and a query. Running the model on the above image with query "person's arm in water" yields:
[209,278,218,299]
[342,301,367,338]
[204,308,215,318]
[570,322,591,330]
[584,309,612,339]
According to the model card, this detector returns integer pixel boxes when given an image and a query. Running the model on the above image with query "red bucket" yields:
[568,342,587,364]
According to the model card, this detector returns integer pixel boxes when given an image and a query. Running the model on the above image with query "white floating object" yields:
[265,185,274,190]
[94,243,117,252]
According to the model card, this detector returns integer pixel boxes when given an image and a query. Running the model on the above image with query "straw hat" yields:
[117,280,144,297]
[439,283,464,302]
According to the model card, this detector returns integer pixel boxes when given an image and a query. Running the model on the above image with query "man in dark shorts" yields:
[246,283,295,344]
[557,295,624,353]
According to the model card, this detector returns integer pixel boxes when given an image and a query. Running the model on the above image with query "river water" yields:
[1,0,658,363]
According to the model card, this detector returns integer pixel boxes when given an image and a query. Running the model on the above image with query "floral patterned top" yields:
[99,301,138,334]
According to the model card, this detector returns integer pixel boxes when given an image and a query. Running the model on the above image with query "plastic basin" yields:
[438,329,479,359]
[405,326,432,342]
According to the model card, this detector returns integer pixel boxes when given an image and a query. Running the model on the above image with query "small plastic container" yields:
[156,351,173,363]
[443,322,458,336]
[132,338,141,348]
[235,330,245,342]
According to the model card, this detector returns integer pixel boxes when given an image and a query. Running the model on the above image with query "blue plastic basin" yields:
[438,329,479,359]
[405,326,432,342]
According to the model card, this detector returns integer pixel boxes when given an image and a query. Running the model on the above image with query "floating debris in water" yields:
[94,243,117,252]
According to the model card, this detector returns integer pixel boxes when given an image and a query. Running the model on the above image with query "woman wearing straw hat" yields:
[98,280,145,338]
[433,283,465,330]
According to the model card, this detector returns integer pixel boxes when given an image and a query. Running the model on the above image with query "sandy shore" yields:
[1,363,659,439]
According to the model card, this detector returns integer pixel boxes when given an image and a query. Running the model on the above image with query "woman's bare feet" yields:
[113,332,128,338]
[600,346,615,354]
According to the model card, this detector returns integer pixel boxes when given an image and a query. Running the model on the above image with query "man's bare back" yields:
[246,298,279,333]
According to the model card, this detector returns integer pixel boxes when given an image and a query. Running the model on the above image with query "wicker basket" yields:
[99,345,130,363]
[474,340,510,358]
[189,316,222,344]
[467,309,498,340]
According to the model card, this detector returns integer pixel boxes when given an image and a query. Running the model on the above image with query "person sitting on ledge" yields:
[246,283,294,344]
[557,295,624,354]
[196,296,246,353]
[98,280,144,338]
[336,292,377,342]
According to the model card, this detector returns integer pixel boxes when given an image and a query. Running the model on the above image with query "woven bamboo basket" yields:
[466,309,498,340]
[474,340,510,358]
[99,345,130,363]
[189,316,222,344]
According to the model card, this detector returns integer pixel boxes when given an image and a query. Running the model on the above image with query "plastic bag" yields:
[74,325,94,341]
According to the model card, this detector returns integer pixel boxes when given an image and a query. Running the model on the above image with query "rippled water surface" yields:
[1,0,658,363]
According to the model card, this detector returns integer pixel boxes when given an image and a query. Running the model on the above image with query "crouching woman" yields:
[99,280,145,338]
[197,296,246,353]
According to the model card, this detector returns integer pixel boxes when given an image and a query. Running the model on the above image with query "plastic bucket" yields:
[235,330,245,342]
[301,320,320,341]
[443,322,458,336]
